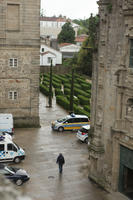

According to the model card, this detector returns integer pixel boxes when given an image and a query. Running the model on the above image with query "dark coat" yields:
[56,154,65,166]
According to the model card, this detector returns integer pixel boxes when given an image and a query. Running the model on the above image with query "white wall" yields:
[41,44,62,64]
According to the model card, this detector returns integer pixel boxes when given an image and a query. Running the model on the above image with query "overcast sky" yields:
[41,0,98,20]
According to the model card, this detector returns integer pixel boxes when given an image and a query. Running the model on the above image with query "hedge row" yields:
[77,95,90,105]
[56,95,70,110]
[55,88,63,96]
[80,83,91,90]
[84,105,91,113]
[56,95,90,118]
[66,95,79,105]
[73,104,90,118]
[40,84,53,97]
[52,81,61,89]
[74,88,90,98]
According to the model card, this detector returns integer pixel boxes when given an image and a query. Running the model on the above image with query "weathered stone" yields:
[0,1,40,127]
[89,0,133,194]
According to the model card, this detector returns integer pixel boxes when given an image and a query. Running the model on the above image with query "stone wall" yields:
[40,65,72,74]
[0,0,40,127]
[89,0,133,193]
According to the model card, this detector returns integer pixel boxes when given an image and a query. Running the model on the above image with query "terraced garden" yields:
[40,73,91,118]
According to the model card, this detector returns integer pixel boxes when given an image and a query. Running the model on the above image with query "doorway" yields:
[119,145,133,199]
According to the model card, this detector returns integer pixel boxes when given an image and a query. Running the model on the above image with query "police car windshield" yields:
[57,117,68,123]
[14,143,20,150]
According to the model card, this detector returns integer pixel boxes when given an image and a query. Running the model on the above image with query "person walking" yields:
[56,153,65,174]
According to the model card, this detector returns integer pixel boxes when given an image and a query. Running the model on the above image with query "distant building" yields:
[59,43,80,58]
[75,34,88,46]
[40,44,62,66]
[40,16,80,39]
[0,1,40,127]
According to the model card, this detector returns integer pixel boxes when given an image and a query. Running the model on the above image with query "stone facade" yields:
[0,0,40,127]
[89,0,133,196]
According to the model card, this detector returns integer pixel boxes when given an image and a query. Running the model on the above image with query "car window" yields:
[74,118,82,123]
[67,118,75,123]
[57,117,68,123]
[0,144,4,151]
[81,118,88,122]
[7,144,17,152]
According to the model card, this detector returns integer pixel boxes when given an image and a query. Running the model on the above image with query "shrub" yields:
[53,77,62,84]
[52,81,61,89]
[74,88,90,98]
[77,95,90,105]
[40,84,53,96]
[76,78,87,84]
[66,95,79,105]
[73,104,90,118]
[84,105,91,112]
[56,96,70,110]
[74,83,82,90]
[64,83,71,89]
[64,88,70,95]
[80,83,91,90]
[55,88,63,96]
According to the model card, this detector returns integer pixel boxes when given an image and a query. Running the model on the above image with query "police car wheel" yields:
[14,157,21,164]
[58,127,64,132]
[15,179,23,186]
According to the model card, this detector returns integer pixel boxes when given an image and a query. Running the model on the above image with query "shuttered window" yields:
[129,39,133,68]
[7,4,20,31]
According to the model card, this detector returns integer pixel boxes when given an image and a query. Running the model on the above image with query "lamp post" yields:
[48,59,53,107]
[69,66,75,113]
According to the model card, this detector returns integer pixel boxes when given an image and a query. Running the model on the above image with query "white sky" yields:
[41,0,98,20]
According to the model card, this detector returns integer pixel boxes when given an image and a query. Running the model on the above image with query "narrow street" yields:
[14,93,107,200]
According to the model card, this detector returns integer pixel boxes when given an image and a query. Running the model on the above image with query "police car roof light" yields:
[0,136,5,141]
[70,113,75,117]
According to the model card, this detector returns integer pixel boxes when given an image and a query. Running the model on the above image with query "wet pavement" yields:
[12,93,111,200]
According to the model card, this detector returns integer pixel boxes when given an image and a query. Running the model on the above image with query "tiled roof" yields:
[40,16,70,22]
[75,34,88,42]
[59,43,73,47]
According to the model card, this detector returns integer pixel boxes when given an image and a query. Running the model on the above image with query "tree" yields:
[40,9,45,17]
[57,22,75,44]
[77,14,99,76]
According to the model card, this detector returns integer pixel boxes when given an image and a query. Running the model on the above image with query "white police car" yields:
[51,113,90,132]
[76,125,90,143]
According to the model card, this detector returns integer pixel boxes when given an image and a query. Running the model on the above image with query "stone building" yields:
[89,0,133,198]
[0,1,40,127]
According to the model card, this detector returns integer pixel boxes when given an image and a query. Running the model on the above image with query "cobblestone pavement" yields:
[11,93,125,200]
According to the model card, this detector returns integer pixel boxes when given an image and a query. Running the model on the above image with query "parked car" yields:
[76,125,90,143]
[0,114,14,136]
[0,137,25,163]
[51,113,90,132]
[0,164,30,186]
[0,132,12,140]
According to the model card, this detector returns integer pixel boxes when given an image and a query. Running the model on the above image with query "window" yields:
[9,58,18,67]
[48,57,51,63]
[129,39,133,68]
[81,118,88,122]
[42,48,44,52]
[0,144,4,151]
[8,91,18,100]
[7,4,20,31]
[67,118,75,123]
[7,144,17,152]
